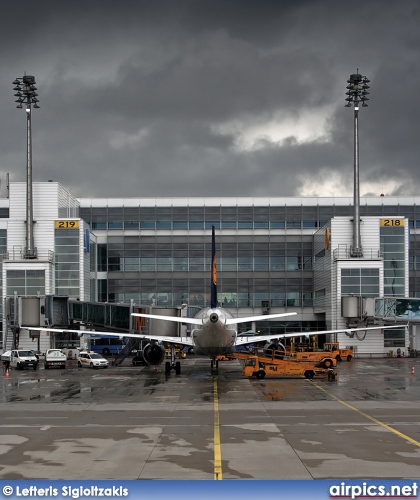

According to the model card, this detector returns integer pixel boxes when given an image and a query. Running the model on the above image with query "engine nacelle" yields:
[264,341,285,355]
[142,342,166,365]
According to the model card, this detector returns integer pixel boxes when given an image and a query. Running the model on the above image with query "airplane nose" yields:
[210,313,219,323]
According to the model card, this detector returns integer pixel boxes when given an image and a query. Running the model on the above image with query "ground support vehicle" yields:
[44,349,67,369]
[9,350,38,370]
[165,347,186,359]
[228,350,337,380]
[289,350,337,368]
[132,353,146,366]
[323,342,353,362]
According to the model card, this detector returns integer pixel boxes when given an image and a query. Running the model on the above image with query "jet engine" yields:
[264,340,285,355]
[142,342,166,366]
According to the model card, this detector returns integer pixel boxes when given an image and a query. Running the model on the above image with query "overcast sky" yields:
[1,0,419,200]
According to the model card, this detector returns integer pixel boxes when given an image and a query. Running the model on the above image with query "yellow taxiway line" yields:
[213,377,223,479]
[310,380,420,448]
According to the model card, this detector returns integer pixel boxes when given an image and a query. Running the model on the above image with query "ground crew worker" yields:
[3,358,10,373]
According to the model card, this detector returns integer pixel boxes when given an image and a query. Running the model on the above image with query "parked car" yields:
[9,350,39,370]
[77,351,109,369]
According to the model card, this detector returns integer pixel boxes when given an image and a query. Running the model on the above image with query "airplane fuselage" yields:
[191,307,237,357]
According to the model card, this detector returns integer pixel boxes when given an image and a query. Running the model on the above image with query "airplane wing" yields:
[132,311,297,325]
[25,327,195,347]
[131,313,203,325]
[225,312,297,325]
[235,324,406,346]
[117,333,194,346]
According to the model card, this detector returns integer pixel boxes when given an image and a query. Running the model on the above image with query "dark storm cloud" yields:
[1,0,420,198]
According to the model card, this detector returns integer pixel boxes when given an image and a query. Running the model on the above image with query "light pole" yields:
[345,71,370,258]
[13,75,40,259]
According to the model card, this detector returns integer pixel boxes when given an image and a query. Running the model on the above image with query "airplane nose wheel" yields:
[165,345,182,375]
[211,359,219,373]
[165,360,181,375]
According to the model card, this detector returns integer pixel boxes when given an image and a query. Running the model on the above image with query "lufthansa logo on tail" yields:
[212,257,217,285]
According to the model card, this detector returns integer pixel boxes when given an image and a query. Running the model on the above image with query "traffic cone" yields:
[411,366,415,375]
[5,369,10,378]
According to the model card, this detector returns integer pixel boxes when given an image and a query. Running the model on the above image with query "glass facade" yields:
[55,228,80,298]
[6,269,45,296]
[101,239,313,274]
[341,268,380,298]
[380,222,406,296]
[0,229,6,326]
[80,204,420,232]
[77,203,418,317]
[90,235,313,308]
[384,327,406,348]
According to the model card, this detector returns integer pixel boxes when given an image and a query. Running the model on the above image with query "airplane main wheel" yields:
[175,361,181,375]
[165,361,171,373]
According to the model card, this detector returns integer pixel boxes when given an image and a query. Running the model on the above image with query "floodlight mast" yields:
[13,75,40,259]
[345,71,370,258]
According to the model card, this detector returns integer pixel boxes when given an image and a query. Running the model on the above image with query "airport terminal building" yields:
[1,181,420,355]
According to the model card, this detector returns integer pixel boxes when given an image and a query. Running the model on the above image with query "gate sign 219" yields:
[55,220,79,229]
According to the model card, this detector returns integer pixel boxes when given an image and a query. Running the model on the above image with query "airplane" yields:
[23,226,406,374]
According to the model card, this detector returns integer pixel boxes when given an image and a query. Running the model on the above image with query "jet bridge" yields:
[374,297,420,322]
[374,297,420,353]
[6,295,190,364]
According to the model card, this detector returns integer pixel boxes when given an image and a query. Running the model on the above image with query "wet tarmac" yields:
[0,356,419,479]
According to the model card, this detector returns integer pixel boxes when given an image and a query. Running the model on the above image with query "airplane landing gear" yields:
[165,346,182,374]
[211,358,219,373]
[165,361,181,374]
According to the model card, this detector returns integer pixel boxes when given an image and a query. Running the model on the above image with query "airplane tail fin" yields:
[211,225,217,309]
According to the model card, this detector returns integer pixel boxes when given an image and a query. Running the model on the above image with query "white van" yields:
[10,350,39,370]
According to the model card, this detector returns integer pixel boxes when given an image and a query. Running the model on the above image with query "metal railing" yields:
[333,245,382,260]
[2,248,54,263]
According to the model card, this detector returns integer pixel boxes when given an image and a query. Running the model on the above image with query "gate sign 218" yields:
[380,219,404,227]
